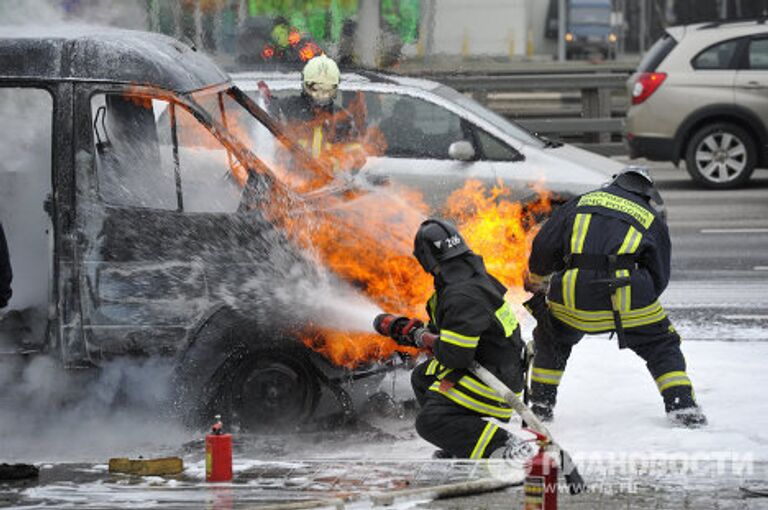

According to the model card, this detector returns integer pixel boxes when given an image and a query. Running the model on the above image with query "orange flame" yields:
[277,179,551,369]
[446,179,551,291]
[301,328,421,369]
[123,84,553,369]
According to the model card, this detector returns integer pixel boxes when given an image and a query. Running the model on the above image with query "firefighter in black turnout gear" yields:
[0,222,11,309]
[406,219,533,459]
[277,55,363,173]
[525,167,707,428]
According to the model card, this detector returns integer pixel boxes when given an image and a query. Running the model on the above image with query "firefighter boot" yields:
[529,380,557,422]
[663,385,707,428]
[667,407,708,428]
[530,402,554,422]
[431,449,456,459]
[492,433,536,463]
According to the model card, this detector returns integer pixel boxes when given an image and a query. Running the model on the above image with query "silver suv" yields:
[234,70,621,207]
[626,19,768,188]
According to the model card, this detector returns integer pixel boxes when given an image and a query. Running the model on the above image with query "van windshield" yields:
[191,86,336,194]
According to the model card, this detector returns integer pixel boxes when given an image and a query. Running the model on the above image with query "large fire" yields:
[169,85,553,369]
[276,177,551,368]
[239,92,556,369]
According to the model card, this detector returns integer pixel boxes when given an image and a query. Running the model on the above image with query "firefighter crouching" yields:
[525,166,707,428]
[277,55,365,174]
[378,219,534,460]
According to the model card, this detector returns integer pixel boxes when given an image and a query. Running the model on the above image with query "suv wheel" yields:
[684,123,756,189]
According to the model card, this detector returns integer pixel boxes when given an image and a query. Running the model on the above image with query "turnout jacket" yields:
[278,93,358,159]
[424,255,525,420]
[529,183,670,334]
[0,222,11,308]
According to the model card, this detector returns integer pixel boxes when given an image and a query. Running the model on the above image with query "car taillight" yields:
[632,72,667,105]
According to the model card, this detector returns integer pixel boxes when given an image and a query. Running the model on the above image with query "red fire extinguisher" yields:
[205,414,232,482]
[524,429,558,510]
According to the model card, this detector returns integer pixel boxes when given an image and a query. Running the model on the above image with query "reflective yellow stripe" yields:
[578,191,655,229]
[458,375,506,402]
[469,421,499,459]
[311,125,323,157]
[655,371,692,393]
[494,301,519,337]
[440,329,480,349]
[427,292,438,323]
[616,226,643,312]
[526,485,544,494]
[571,213,592,254]
[562,268,578,309]
[429,382,513,419]
[564,213,592,308]
[549,300,666,332]
[425,359,439,376]
[437,367,454,380]
[531,366,564,385]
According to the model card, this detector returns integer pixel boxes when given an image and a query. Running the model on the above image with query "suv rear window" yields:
[692,39,741,70]
[638,32,677,72]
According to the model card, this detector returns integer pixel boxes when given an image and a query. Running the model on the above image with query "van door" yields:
[75,86,262,363]
[0,87,54,348]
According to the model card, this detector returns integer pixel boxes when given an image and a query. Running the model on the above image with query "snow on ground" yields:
[312,335,768,467]
[550,337,768,457]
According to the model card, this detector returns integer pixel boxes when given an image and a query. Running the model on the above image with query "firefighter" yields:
[405,219,534,460]
[0,222,11,309]
[277,55,364,174]
[525,166,707,428]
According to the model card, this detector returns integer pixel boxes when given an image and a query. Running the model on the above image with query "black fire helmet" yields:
[610,165,664,207]
[413,219,471,274]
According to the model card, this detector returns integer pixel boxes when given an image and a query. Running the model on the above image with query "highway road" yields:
[650,164,768,281]
[622,161,768,340]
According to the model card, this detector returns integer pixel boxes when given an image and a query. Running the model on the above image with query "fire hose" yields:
[373,312,586,495]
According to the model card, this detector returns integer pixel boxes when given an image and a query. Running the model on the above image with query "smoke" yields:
[0,355,194,462]
[279,272,383,333]
[0,3,395,465]
[0,0,148,29]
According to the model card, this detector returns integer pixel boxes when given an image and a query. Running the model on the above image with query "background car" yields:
[627,19,768,189]
[232,70,622,208]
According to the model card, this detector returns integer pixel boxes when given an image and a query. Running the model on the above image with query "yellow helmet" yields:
[302,54,340,106]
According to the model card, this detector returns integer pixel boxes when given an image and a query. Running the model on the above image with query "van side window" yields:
[91,94,177,210]
[174,105,243,213]
[692,39,741,70]
[92,93,242,213]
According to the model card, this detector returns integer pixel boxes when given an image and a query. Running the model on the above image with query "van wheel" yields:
[222,346,320,429]
[684,123,756,189]
[175,315,320,431]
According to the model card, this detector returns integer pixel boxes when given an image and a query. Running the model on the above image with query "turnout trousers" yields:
[410,360,515,459]
[529,310,698,414]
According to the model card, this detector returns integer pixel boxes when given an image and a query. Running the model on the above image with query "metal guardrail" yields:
[415,69,634,156]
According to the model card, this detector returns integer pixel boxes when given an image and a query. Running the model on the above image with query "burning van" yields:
[0,27,411,430]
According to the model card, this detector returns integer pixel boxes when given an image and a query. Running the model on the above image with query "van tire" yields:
[684,123,756,189]
[174,311,320,431]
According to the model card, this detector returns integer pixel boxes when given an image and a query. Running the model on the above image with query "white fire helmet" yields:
[302,54,340,107]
